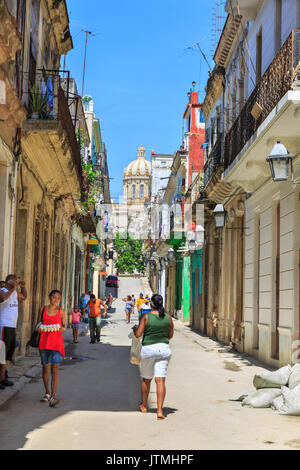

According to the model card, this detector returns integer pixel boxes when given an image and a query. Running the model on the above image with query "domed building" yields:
[123,145,151,204]
[122,145,152,239]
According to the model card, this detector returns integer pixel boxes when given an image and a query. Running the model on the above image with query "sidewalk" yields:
[0,327,76,409]
[0,318,272,409]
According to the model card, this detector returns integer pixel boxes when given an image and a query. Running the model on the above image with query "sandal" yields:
[40,394,50,403]
[49,397,60,407]
[138,403,147,413]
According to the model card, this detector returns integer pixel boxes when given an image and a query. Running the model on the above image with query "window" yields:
[161,161,167,167]
[239,78,245,113]
[275,0,282,53]
[256,28,262,83]
[132,185,136,199]
[140,184,144,199]
[210,118,215,146]
[199,109,205,124]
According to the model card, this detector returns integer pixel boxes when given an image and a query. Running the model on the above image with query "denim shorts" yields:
[39,349,62,366]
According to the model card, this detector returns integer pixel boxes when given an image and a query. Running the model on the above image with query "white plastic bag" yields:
[276,384,300,415]
[241,388,282,408]
[288,364,300,389]
[253,365,292,389]
[130,335,142,365]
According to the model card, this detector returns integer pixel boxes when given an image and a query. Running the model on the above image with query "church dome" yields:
[123,145,151,178]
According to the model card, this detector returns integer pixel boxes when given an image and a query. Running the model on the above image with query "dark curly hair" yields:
[151,294,165,318]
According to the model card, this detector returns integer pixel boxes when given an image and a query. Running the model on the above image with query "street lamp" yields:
[213,204,226,228]
[188,239,196,252]
[195,225,204,247]
[266,140,293,182]
[168,248,175,260]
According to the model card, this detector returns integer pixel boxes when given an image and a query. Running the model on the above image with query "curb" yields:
[0,329,76,409]
[0,363,41,409]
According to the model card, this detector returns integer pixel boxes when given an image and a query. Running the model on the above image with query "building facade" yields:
[201,0,300,367]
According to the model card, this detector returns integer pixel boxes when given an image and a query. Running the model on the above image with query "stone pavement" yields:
[0,316,272,410]
[2,278,300,450]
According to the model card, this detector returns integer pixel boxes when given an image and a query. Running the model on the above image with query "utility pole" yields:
[81,30,92,98]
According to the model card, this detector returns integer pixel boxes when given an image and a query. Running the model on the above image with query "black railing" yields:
[22,69,83,180]
[204,134,222,188]
[224,30,300,169]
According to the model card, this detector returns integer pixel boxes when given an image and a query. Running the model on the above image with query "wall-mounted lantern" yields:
[266,140,299,183]
[213,204,226,228]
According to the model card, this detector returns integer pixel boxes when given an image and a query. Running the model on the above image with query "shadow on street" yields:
[0,341,142,450]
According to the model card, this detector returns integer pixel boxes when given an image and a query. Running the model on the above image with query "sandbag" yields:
[242,388,282,408]
[253,365,292,389]
[271,395,284,411]
[288,364,300,389]
[276,384,300,416]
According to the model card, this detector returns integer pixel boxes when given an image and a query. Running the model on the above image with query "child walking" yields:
[122,295,134,324]
[71,304,82,343]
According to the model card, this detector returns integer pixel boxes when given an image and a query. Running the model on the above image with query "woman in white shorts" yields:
[133,294,174,419]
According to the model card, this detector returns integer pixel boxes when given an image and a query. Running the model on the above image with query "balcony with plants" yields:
[21,69,83,197]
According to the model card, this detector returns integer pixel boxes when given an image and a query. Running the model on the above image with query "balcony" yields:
[203,134,222,188]
[21,70,83,196]
[224,30,300,172]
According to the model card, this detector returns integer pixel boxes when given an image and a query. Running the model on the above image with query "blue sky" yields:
[65,0,221,200]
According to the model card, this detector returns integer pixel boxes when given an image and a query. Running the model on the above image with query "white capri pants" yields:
[140,343,172,379]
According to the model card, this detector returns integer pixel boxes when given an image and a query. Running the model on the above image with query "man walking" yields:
[136,293,145,319]
[0,275,27,388]
[84,294,107,343]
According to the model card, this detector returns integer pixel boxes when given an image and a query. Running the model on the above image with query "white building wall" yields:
[244,180,300,367]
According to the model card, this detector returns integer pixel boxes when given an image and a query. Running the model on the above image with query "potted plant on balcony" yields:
[29,85,48,119]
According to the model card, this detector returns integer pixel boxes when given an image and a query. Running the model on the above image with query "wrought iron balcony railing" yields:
[224,29,300,170]
[22,69,82,180]
[203,134,222,188]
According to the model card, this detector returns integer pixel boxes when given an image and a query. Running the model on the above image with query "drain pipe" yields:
[8,129,21,273]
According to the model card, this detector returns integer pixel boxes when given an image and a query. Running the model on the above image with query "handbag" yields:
[27,306,45,348]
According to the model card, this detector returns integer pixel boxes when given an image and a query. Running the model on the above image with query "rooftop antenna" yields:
[186,40,213,73]
[210,1,226,58]
[81,30,96,97]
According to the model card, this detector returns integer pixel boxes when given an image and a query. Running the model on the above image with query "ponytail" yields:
[151,294,165,318]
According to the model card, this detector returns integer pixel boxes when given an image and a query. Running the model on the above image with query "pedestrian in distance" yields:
[106,292,114,311]
[36,290,66,407]
[133,294,174,420]
[71,304,82,343]
[136,293,144,317]
[79,293,87,315]
[0,274,27,389]
[122,295,134,324]
[84,294,107,343]
[131,294,136,312]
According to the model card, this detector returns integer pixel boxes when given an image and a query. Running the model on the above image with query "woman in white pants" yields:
[133,294,174,420]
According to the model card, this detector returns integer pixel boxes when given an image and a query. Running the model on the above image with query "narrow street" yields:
[0,277,300,451]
